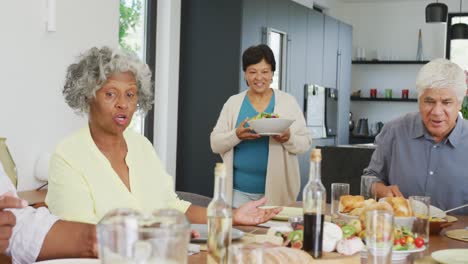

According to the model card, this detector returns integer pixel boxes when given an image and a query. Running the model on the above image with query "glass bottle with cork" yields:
[303,148,326,258]
[207,163,232,264]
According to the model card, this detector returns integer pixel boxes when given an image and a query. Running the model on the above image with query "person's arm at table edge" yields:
[37,221,97,261]
[185,197,282,226]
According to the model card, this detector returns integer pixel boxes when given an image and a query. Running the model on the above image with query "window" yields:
[446,13,468,71]
[264,28,288,90]
[119,0,148,135]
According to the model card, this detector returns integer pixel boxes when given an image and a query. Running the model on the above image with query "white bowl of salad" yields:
[247,112,294,135]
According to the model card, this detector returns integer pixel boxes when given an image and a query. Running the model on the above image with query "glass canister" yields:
[0,138,17,187]
[97,208,190,264]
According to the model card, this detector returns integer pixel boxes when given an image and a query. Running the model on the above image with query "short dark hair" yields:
[242,44,276,72]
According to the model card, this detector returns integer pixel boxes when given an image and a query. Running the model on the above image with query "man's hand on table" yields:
[232,197,282,226]
[374,182,404,198]
[0,192,27,252]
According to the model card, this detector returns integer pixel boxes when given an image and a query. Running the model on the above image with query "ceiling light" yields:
[425,1,448,23]
[451,0,468,39]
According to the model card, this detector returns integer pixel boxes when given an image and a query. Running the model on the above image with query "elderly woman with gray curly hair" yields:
[45,46,281,226]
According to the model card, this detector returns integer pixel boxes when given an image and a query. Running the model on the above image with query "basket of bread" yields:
[338,195,456,236]
[338,195,414,232]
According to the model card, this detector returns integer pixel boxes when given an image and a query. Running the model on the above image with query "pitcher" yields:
[0,138,17,187]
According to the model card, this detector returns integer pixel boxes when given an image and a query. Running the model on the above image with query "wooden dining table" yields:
[0,192,466,263]
[188,214,468,264]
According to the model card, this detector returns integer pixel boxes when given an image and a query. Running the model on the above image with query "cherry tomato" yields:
[414,237,424,248]
[405,236,414,244]
[398,237,406,245]
[394,239,400,245]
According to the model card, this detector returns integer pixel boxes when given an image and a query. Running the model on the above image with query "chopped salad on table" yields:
[393,226,425,250]
[263,218,424,256]
[250,112,280,120]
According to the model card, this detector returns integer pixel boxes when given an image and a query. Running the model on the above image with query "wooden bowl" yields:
[430,215,458,235]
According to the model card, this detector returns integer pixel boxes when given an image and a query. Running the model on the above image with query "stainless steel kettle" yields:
[356,118,369,136]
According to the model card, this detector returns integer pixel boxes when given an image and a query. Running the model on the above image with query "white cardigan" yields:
[210,90,312,206]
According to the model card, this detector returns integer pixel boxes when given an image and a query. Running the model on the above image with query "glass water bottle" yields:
[207,163,232,264]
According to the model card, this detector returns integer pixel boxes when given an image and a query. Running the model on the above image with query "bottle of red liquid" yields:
[302,149,326,258]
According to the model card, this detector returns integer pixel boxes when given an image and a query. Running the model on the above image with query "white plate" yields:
[361,246,426,261]
[400,198,446,218]
[190,224,244,243]
[34,259,100,264]
[432,249,468,264]
[247,118,294,135]
[259,206,302,221]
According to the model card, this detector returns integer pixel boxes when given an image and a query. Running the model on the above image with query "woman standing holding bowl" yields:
[211,44,311,208]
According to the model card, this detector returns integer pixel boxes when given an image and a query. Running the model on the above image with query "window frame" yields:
[143,0,157,143]
[263,27,288,91]
[445,12,468,59]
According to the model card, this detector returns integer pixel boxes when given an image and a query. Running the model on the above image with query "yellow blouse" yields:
[46,126,191,224]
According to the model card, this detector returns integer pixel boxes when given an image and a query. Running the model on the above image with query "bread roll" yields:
[263,247,314,264]
[339,195,365,213]
[383,197,412,217]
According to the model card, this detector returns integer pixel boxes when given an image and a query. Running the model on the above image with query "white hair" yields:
[415,58,467,102]
[63,46,153,113]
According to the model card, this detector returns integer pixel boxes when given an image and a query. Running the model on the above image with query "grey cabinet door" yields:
[337,22,353,145]
[240,0,268,91]
[322,15,339,89]
[288,2,308,108]
[307,10,324,86]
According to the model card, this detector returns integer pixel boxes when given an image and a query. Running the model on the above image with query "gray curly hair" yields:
[416,58,467,102]
[63,46,154,113]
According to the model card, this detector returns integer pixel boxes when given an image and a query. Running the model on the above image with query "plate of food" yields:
[361,246,426,261]
[259,206,302,221]
[430,215,458,235]
[361,225,426,261]
[247,112,293,135]
[338,195,414,229]
[190,224,244,243]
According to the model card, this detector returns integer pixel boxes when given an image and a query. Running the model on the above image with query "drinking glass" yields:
[98,208,190,264]
[409,196,431,244]
[384,89,392,99]
[228,244,264,264]
[360,175,379,200]
[331,183,350,223]
[365,210,394,264]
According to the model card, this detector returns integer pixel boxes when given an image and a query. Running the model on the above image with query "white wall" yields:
[333,0,468,128]
[0,0,119,191]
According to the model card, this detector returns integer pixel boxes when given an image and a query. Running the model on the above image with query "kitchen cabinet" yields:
[307,9,325,86]
[322,16,339,89]
[336,22,352,145]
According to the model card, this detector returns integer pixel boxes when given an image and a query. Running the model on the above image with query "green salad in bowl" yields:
[250,112,280,120]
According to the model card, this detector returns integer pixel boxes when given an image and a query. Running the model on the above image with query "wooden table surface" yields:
[188,215,468,263]
[1,192,466,263]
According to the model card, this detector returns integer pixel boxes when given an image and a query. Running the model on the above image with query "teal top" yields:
[233,92,275,193]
